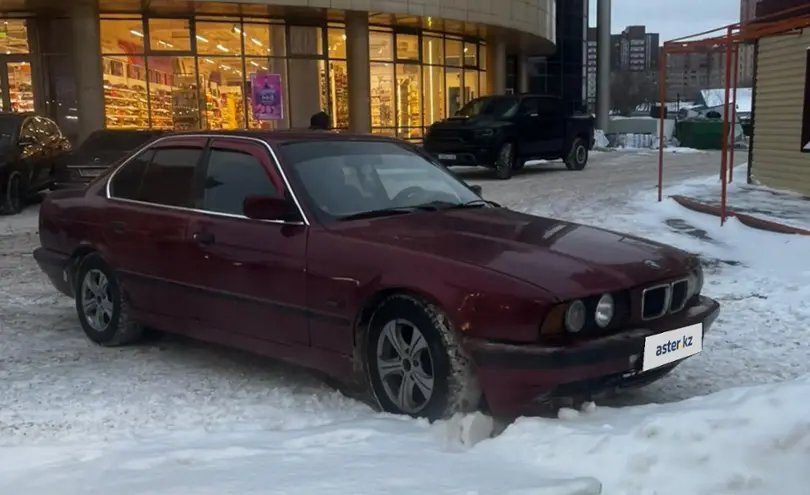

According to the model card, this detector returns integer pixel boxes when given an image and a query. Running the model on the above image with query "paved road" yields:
[454,150,747,219]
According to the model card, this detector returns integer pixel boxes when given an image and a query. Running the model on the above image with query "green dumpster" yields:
[676,120,725,150]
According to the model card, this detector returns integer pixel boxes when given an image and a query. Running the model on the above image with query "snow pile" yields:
[608,133,703,154]
[593,129,610,148]
[482,376,810,495]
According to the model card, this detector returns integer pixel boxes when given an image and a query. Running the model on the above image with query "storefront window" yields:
[98,16,487,137]
[100,19,144,54]
[370,62,394,131]
[148,18,192,51]
[0,20,28,54]
[396,34,418,61]
[198,57,245,129]
[446,67,462,116]
[196,22,243,55]
[370,31,393,61]
[242,23,284,57]
[396,64,421,140]
[147,56,198,129]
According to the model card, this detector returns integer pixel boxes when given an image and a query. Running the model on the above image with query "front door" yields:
[0,58,35,113]
[186,137,310,346]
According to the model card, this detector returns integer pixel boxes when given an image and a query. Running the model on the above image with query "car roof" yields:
[158,129,403,146]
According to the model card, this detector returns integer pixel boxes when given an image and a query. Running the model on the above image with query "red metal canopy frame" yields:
[657,3,810,225]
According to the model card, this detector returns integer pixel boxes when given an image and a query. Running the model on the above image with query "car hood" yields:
[332,207,696,300]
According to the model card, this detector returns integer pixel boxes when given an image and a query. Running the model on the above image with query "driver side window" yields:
[518,98,540,116]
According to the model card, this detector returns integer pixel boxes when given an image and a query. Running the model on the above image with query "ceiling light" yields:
[216,44,229,52]
[196,35,208,43]
[130,30,144,37]
[251,38,262,46]
[250,61,259,67]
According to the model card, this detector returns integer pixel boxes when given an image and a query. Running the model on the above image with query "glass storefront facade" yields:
[98,15,488,140]
[0,20,36,113]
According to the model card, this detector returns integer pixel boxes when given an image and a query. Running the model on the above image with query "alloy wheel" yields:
[375,318,435,414]
[80,269,114,332]
[576,144,587,164]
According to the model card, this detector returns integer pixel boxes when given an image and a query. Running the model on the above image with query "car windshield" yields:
[456,96,518,118]
[0,115,18,146]
[281,140,483,220]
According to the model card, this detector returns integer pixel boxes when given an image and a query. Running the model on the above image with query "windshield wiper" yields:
[337,204,441,222]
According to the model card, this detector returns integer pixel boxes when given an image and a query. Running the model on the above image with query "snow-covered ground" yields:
[1,155,808,495]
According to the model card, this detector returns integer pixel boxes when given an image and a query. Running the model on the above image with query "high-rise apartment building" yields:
[585,25,660,109]
[666,46,729,101]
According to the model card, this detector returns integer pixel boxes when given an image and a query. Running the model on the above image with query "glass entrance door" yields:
[0,59,35,112]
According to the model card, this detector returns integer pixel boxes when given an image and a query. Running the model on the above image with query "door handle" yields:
[192,231,215,245]
[110,221,127,233]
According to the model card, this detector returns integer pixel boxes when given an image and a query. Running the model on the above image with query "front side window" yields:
[201,148,278,215]
[281,140,481,220]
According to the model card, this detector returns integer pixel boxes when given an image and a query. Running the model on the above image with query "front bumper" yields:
[33,247,74,298]
[464,295,721,415]
[423,142,500,167]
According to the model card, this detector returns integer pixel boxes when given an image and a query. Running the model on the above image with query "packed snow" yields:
[1,155,808,494]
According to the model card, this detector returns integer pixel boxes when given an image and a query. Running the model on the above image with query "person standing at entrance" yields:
[309,111,330,130]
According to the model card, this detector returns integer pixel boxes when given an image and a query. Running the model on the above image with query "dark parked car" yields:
[33,131,719,419]
[423,94,595,180]
[53,129,167,189]
[0,112,71,214]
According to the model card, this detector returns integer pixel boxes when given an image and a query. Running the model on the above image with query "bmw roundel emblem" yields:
[644,259,661,269]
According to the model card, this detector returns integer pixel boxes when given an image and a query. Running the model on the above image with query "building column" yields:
[346,12,370,133]
[71,0,105,141]
[487,38,507,94]
[596,0,611,130]
[518,53,530,93]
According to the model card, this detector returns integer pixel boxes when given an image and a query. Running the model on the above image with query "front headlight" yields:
[687,267,704,299]
[594,293,614,328]
[564,300,587,333]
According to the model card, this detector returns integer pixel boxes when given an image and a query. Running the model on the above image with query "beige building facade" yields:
[749,28,810,195]
[0,0,557,142]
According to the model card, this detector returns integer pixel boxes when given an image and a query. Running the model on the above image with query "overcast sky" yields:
[588,0,740,43]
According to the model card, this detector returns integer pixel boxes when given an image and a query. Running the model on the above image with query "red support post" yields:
[720,27,733,226]
[657,51,667,202]
[730,42,740,183]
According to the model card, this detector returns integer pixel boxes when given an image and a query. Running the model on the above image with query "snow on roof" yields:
[700,88,752,113]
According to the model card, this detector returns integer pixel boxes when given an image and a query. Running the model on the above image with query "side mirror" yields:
[469,184,483,196]
[243,195,289,221]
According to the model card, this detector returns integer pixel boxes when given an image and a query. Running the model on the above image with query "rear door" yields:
[514,97,544,156]
[185,137,310,346]
[536,97,565,153]
[103,137,205,322]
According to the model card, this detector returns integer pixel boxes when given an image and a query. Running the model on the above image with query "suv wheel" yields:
[365,294,481,421]
[494,142,516,180]
[565,137,589,171]
[75,253,144,346]
[1,170,23,215]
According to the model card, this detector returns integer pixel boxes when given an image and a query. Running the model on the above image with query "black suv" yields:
[0,113,71,214]
[52,129,167,190]
[423,94,595,179]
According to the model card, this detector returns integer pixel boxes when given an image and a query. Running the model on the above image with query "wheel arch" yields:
[67,245,101,292]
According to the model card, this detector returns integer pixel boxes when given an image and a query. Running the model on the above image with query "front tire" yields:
[75,253,144,346]
[365,294,481,421]
[565,137,589,171]
[494,142,516,180]
[1,170,23,215]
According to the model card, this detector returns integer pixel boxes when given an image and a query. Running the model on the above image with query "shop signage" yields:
[250,73,284,121]
[802,48,810,152]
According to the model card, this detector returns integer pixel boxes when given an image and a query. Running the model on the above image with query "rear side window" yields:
[138,148,201,207]
[201,148,277,215]
[110,149,154,200]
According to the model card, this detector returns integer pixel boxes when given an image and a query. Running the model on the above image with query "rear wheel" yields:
[565,137,589,171]
[494,142,516,180]
[365,294,481,421]
[1,170,23,215]
[75,253,144,346]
